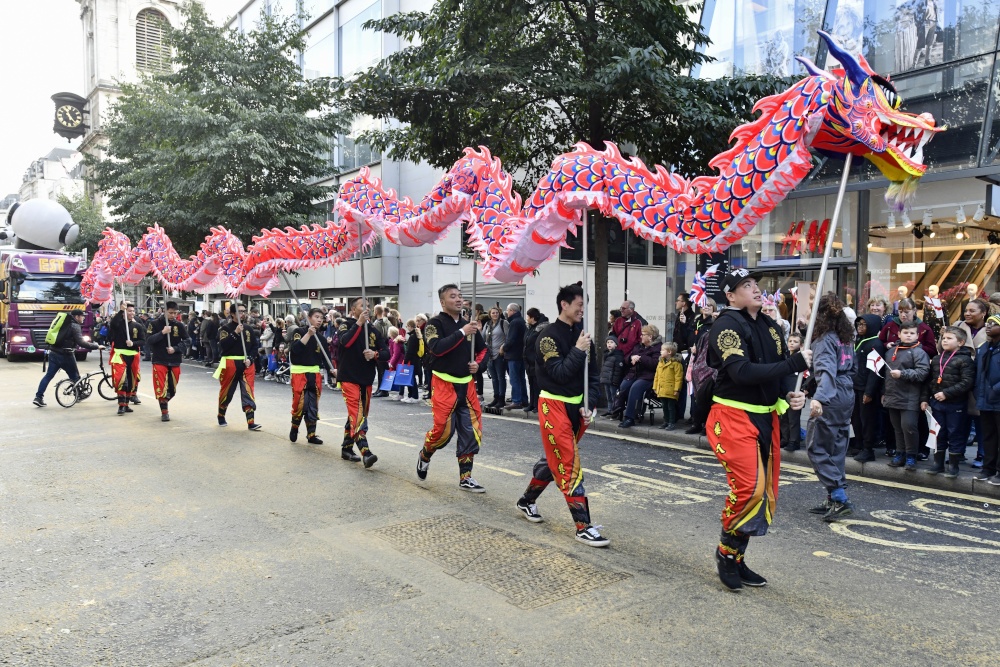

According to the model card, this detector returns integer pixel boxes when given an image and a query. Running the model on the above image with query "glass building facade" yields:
[695,0,1000,324]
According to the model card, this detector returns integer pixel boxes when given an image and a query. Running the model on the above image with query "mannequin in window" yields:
[961,283,980,318]
[923,284,947,339]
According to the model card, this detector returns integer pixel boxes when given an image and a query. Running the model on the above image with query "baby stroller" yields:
[274,359,291,384]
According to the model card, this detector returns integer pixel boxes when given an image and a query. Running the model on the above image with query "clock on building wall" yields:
[50,92,89,140]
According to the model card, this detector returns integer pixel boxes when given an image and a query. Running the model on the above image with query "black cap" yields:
[720,267,762,294]
[70,308,86,317]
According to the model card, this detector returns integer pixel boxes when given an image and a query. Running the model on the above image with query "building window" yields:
[339,1,381,78]
[340,115,381,171]
[136,9,170,72]
[696,0,826,78]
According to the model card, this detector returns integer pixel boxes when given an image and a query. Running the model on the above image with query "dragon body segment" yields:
[81,32,941,302]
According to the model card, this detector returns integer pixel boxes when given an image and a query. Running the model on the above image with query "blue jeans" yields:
[507,359,526,404]
[601,383,618,410]
[619,377,652,420]
[488,356,507,404]
[931,399,969,455]
[36,350,80,400]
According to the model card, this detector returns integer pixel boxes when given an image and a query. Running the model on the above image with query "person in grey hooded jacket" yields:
[805,294,858,522]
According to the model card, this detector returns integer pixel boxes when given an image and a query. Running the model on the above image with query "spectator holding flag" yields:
[852,314,887,462]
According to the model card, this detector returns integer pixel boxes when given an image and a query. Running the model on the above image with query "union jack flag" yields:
[690,271,707,307]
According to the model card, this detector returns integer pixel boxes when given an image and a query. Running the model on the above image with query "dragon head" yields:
[799,31,943,209]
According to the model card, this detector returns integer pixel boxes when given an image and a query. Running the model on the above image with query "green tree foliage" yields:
[346,0,792,349]
[89,1,349,255]
[58,193,106,254]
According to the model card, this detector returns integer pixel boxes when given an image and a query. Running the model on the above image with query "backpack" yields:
[690,334,717,425]
[45,312,72,347]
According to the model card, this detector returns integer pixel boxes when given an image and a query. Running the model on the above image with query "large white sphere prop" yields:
[7,199,80,249]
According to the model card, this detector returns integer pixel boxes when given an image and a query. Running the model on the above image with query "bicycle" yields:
[53,349,117,408]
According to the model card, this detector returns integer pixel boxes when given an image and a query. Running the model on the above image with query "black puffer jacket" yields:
[853,314,886,396]
[921,345,975,404]
[600,348,625,386]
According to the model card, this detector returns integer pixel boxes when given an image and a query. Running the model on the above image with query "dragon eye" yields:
[872,75,902,110]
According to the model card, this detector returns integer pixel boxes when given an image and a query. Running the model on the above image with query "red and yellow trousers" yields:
[152,364,180,406]
[521,395,591,528]
[217,358,256,418]
[291,371,323,434]
[421,374,481,480]
[707,402,781,538]
[341,382,371,449]
[110,348,140,402]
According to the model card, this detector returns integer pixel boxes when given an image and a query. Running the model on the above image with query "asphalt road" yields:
[3,355,999,666]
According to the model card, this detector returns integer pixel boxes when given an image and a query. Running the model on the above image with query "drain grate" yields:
[372,515,631,609]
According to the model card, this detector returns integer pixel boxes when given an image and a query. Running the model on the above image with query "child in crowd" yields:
[781,333,805,451]
[805,293,857,521]
[973,315,1000,485]
[920,326,974,477]
[600,337,625,417]
[653,341,683,430]
[852,315,886,462]
[883,322,930,470]
[398,319,422,403]
[387,326,404,400]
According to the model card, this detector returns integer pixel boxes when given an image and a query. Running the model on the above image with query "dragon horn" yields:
[795,56,835,80]
[819,30,867,89]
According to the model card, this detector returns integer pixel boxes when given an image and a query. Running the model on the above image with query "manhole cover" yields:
[372,515,631,609]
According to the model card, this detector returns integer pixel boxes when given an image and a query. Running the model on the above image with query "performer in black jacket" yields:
[214,303,261,430]
[707,268,810,591]
[290,308,336,445]
[146,301,187,422]
[109,302,144,415]
[417,284,488,491]
[514,284,606,546]
[336,297,388,467]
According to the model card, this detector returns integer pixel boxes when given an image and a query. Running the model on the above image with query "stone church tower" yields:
[76,0,181,163]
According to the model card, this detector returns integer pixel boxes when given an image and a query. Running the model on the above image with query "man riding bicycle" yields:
[33,309,105,407]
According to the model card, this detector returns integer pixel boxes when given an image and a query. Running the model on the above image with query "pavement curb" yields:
[494,406,1000,500]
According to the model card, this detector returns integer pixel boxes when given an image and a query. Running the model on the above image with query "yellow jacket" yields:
[653,357,683,399]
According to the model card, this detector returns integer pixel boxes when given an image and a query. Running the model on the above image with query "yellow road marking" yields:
[481,412,999,503]
[475,464,525,477]
[827,520,1000,554]
[374,435,417,448]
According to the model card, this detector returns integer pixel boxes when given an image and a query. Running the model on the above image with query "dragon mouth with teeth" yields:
[865,110,941,182]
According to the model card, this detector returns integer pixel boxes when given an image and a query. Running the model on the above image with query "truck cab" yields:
[0,250,95,361]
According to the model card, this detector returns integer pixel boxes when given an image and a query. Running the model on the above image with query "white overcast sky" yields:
[0,0,244,198]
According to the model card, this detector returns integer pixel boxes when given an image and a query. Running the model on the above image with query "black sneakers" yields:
[737,559,767,587]
[516,498,543,523]
[218,417,228,427]
[575,525,609,547]
[459,477,486,493]
[716,550,742,591]
[307,436,324,445]
[823,500,855,522]
[809,499,832,515]
[161,413,170,422]
[131,396,141,405]
[416,453,430,480]
[117,406,126,416]
[363,452,378,469]
[290,428,298,443]
[341,448,361,462]
[248,423,262,431]
[33,396,46,407]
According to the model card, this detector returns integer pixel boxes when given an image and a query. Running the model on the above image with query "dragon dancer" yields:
[707,268,810,591]
[515,284,607,547]
[146,301,187,422]
[289,308,335,445]
[336,297,386,468]
[214,303,261,430]
[417,284,488,492]
[109,302,144,415]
